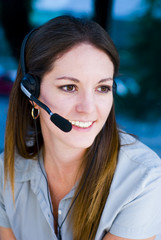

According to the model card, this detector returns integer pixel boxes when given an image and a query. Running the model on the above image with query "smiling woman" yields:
[0,15,161,240]
[38,43,114,149]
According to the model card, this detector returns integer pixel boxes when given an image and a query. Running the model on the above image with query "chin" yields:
[71,138,95,149]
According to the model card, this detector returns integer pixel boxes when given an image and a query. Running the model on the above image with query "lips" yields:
[69,120,93,128]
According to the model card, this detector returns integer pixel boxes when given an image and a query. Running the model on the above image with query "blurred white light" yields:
[34,0,70,10]
[116,79,128,96]
[112,0,149,20]
[33,0,93,14]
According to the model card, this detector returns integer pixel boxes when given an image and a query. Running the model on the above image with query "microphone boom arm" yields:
[20,83,72,132]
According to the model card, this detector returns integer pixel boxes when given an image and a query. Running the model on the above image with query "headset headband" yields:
[20,28,38,76]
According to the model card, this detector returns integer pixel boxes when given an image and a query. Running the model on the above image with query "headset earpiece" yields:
[20,28,40,99]
[21,73,40,98]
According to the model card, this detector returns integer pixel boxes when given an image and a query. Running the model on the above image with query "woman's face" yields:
[39,43,114,150]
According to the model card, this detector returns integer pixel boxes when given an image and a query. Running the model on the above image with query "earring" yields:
[31,107,40,119]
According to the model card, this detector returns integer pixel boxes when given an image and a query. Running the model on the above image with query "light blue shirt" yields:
[0,133,161,240]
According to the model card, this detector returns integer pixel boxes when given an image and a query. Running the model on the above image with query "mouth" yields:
[69,120,93,128]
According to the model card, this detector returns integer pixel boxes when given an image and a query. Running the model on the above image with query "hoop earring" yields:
[31,107,40,119]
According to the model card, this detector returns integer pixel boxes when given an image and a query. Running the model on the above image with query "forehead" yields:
[56,43,111,62]
[53,43,114,75]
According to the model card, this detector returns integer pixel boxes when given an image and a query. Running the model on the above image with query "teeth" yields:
[69,120,93,128]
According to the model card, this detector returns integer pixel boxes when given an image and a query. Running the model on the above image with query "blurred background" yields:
[0,0,161,156]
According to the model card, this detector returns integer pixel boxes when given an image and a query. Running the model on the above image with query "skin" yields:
[103,233,155,240]
[0,227,16,240]
[0,43,156,240]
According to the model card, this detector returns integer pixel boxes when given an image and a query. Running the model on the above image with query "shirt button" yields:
[58,209,62,215]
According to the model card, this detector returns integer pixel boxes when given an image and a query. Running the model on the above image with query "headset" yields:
[20,28,72,133]
[20,29,73,239]
[20,29,117,134]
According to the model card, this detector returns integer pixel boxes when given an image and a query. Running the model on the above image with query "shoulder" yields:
[0,152,4,164]
[0,153,4,184]
[98,132,161,239]
[119,131,161,168]
[95,132,161,239]
[0,151,40,182]
[113,132,161,194]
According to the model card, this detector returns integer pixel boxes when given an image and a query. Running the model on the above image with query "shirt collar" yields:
[14,152,42,182]
[14,152,77,199]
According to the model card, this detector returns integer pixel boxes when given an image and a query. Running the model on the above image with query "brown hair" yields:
[4,15,120,239]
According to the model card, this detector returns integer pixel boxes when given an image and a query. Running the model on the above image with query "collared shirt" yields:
[0,133,161,240]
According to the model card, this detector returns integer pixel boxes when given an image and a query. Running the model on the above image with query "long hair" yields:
[4,15,120,239]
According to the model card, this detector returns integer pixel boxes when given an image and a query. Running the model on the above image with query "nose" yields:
[75,90,96,114]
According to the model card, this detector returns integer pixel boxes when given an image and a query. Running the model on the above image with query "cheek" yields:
[39,88,60,113]
[99,96,113,119]
[40,82,57,103]
[39,109,51,129]
[39,109,62,139]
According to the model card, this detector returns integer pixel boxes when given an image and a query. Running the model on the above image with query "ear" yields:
[29,100,39,110]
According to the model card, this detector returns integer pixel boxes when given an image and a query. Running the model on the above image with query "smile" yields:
[69,120,93,128]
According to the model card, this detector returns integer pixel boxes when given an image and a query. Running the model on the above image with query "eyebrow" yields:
[56,76,80,82]
[55,76,113,83]
[98,78,113,83]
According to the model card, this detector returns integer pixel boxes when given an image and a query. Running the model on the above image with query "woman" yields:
[0,15,161,240]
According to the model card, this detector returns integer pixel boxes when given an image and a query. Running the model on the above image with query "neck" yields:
[43,141,85,183]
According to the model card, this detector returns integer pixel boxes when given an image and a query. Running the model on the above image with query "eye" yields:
[96,85,112,93]
[59,85,77,92]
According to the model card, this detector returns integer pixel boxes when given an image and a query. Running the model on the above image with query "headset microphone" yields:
[20,79,72,133]
[20,29,72,133]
